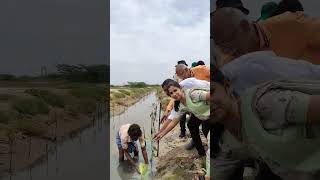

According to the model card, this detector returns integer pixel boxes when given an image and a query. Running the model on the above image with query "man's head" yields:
[275,0,304,15]
[216,0,249,15]
[175,64,191,80]
[197,60,205,66]
[191,62,198,68]
[257,2,279,21]
[177,60,188,67]
[211,7,259,59]
[128,124,142,141]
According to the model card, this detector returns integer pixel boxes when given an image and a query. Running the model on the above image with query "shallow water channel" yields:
[0,108,109,180]
[110,92,159,180]
[0,92,159,180]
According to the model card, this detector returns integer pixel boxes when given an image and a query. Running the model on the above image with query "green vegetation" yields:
[0,64,108,83]
[0,94,16,101]
[69,86,106,101]
[0,74,16,81]
[113,92,126,99]
[0,111,21,124]
[118,89,131,96]
[17,119,46,136]
[24,89,65,108]
[12,98,50,115]
[55,64,107,83]
[127,82,147,88]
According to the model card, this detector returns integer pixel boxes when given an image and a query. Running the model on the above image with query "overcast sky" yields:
[0,0,106,76]
[110,0,210,85]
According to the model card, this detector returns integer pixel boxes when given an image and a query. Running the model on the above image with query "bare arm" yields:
[159,119,171,133]
[161,109,171,123]
[123,149,139,173]
[141,147,149,164]
[154,117,180,141]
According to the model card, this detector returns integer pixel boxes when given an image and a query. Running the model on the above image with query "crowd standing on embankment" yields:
[115,0,320,179]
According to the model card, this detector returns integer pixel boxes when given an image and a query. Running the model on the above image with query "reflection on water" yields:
[0,93,158,180]
[0,105,108,180]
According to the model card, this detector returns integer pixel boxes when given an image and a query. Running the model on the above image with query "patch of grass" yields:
[69,86,106,101]
[67,98,97,115]
[24,89,65,108]
[16,119,47,137]
[130,88,148,96]
[12,98,50,115]
[0,94,16,101]
[118,89,130,96]
[0,111,21,124]
[112,92,126,99]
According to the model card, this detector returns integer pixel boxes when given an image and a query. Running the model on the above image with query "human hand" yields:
[153,133,164,141]
[190,90,201,102]
[153,132,160,139]
[135,165,141,174]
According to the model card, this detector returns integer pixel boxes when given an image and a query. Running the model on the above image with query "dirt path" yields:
[154,125,200,180]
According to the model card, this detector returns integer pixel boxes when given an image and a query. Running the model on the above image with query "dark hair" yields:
[211,66,228,85]
[197,60,205,66]
[161,79,181,96]
[161,79,173,89]
[177,60,188,67]
[216,0,250,15]
[174,100,180,112]
[275,0,303,16]
[128,124,142,139]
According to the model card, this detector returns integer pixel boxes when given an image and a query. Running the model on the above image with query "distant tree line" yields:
[0,64,108,83]
[126,82,147,88]
[53,64,108,83]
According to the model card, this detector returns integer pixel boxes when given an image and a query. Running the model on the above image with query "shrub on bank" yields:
[24,89,65,108]
[69,86,105,101]
[118,89,131,96]
[12,98,50,115]
[0,111,21,124]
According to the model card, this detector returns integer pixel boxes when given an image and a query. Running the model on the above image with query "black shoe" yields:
[179,131,186,138]
[185,140,195,150]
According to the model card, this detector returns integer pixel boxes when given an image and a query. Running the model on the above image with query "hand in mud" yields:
[135,165,141,174]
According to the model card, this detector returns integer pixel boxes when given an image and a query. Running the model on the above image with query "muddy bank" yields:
[154,125,200,180]
[0,104,106,176]
[110,88,156,117]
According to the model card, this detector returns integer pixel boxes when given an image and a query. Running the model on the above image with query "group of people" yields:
[115,0,320,179]
[152,59,214,180]
[210,0,320,180]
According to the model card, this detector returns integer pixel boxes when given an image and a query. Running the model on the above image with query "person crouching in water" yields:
[116,123,149,174]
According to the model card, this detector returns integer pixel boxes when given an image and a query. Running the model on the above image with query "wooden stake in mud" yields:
[9,137,13,180]
[46,143,49,175]
[28,136,31,160]
[157,102,161,157]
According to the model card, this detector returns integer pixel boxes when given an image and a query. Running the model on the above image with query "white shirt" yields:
[222,51,320,95]
[179,77,210,90]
